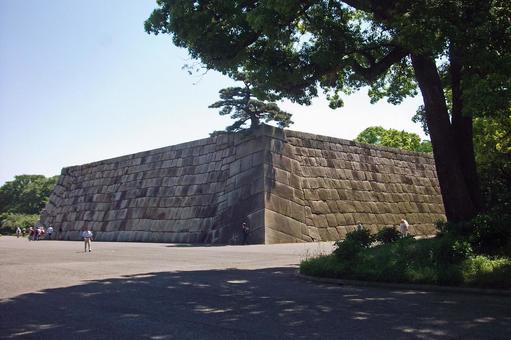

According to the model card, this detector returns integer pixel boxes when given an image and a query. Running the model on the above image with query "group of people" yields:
[15,218,411,249]
[19,225,54,241]
[15,222,93,252]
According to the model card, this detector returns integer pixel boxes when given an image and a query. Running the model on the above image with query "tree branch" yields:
[351,47,408,82]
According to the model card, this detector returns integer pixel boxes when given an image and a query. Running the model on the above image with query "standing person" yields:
[81,226,93,252]
[399,218,409,237]
[356,221,364,231]
[241,222,250,245]
[47,225,54,240]
[15,227,22,238]
[28,227,34,241]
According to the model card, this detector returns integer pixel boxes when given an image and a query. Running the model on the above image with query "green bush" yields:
[470,213,511,256]
[333,239,363,261]
[333,229,375,261]
[375,227,401,244]
[435,219,471,237]
[462,256,511,289]
[433,234,473,265]
[0,213,39,234]
[300,255,347,278]
[301,236,511,288]
[436,213,511,256]
[344,229,374,248]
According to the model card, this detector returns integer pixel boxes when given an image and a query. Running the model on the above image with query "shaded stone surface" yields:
[41,125,445,243]
[263,127,444,243]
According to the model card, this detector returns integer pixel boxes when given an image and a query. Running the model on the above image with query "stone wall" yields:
[262,127,445,243]
[42,131,266,243]
[42,125,445,243]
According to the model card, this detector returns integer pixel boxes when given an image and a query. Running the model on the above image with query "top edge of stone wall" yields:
[59,132,243,174]
[259,124,434,159]
[60,124,433,175]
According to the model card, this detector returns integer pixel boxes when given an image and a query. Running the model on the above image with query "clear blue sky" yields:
[0,0,426,185]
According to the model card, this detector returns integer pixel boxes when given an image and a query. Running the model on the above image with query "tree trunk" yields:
[249,114,259,129]
[450,48,482,212]
[411,54,478,222]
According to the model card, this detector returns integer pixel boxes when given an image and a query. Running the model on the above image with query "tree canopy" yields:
[0,175,58,215]
[473,115,511,213]
[146,1,511,222]
[355,126,432,152]
[209,78,293,133]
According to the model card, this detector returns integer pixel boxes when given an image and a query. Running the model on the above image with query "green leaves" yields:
[0,213,39,231]
[146,0,510,221]
[354,126,432,153]
[208,80,293,132]
[0,175,58,215]
[0,175,57,232]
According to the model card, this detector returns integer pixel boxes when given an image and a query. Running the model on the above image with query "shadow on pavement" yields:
[1,267,510,339]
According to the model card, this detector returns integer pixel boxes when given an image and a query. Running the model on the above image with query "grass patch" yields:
[300,238,511,289]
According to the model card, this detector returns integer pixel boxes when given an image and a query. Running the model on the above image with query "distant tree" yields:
[0,175,58,215]
[355,126,432,152]
[209,78,293,133]
[0,212,39,233]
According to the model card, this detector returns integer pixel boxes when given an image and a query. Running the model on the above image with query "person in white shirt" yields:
[16,227,21,238]
[81,226,93,252]
[47,226,54,240]
[399,219,409,237]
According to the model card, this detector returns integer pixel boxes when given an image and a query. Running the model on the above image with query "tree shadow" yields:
[164,243,227,248]
[1,267,510,339]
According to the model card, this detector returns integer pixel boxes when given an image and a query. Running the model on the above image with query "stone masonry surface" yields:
[41,125,445,244]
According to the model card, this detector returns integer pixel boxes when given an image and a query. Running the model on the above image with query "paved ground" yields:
[0,236,510,339]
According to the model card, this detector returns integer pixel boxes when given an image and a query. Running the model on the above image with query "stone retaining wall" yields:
[41,125,445,243]
[263,127,444,243]
[42,131,266,243]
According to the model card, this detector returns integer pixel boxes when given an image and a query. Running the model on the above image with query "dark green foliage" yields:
[463,256,511,289]
[474,115,511,215]
[375,227,401,244]
[301,237,511,288]
[344,229,374,248]
[333,229,374,261]
[470,214,511,256]
[433,234,473,265]
[146,1,511,222]
[0,175,58,215]
[0,175,57,233]
[333,239,363,261]
[436,213,511,256]
[0,213,39,234]
[209,80,293,132]
[300,254,348,279]
[355,126,432,153]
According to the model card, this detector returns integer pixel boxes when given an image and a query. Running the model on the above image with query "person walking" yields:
[47,225,54,240]
[81,226,93,252]
[15,227,21,238]
[241,222,250,245]
[399,218,409,237]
